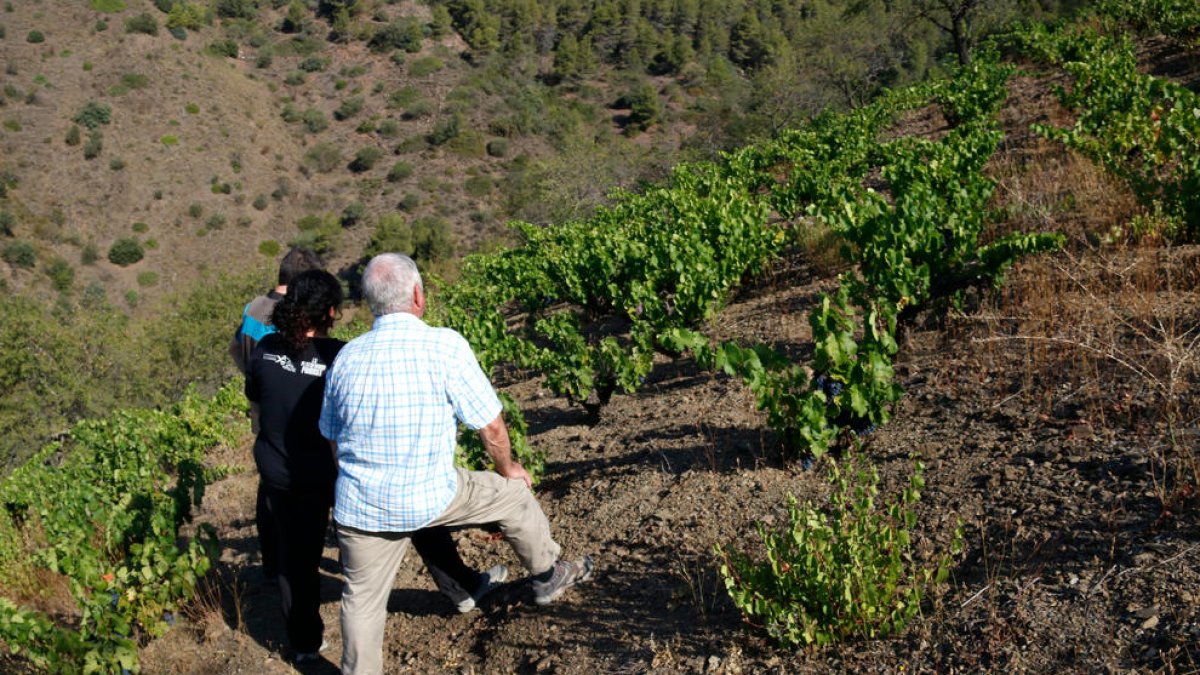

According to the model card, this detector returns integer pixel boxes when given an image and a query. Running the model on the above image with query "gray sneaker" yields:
[532,556,595,606]
[430,564,509,613]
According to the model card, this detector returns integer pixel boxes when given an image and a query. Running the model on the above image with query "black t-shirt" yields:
[245,334,345,493]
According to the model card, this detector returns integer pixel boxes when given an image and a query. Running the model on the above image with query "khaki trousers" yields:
[336,469,562,675]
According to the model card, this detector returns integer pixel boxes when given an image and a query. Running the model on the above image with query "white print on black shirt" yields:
[300,358,327,377]
[263,353,296,373]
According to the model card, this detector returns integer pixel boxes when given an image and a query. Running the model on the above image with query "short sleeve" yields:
[445,332,502,430]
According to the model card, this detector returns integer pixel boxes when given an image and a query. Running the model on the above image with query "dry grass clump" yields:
[977,244,1200,512]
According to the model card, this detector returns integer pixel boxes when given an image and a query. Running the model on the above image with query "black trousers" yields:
[263,486,332,653]
[256,481,279,578]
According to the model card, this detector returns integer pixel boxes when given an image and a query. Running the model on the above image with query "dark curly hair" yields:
[270,270,343,352]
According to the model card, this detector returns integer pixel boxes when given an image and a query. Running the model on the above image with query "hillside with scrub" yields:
[2,0,1200,672]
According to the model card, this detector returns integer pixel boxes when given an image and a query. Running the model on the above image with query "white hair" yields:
[362,253,423,316]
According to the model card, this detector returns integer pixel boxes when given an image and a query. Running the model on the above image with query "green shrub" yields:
[303,142,341,173]
[25,30,44,44]
[90,0,126,11]
[283,71,305,86]
[398,192,420,211]
[485,138,508,157]
[45,257,74,290]
[340,201,367,227]
[387,85,419,109]
[125,13,159,35]
[160,135,178,146]
[365,212,410,256]
[377,119,400,138]
[108,157,126,171]
[166,2,207,30]
[80,243,99,265]
[408,56,443,78]
[205,213,225,230]
[65,125,81,146]
[301,108,327,133]
[107,238,144,266]
[252,194,268,210]
[144,238,158,250]
[187,203,203,218]
[0,210,13,236]
[124,289,139,306]
[368,17,422,53]
[401,99,433,120]
[349,146,382,172]
[214,0,255,19]
[184,102,199,115]
[94,20,107,32]
[395,135,427,154]
[334,95,364,121]
[2,240,34,268]
[387,160,413,182]
[136,270,159,287]
[131,222,149,233]
[208,39,238,58]
[355,119,376,134]
[82,131,102,159]
[426,114,460,146]
[297,55,325,72]
[410,216,454,262]
[292,212,339,254]
[73,101,111,130]
[255,52,272,68]
[258,239,280,256]
[2,119,20,132]
[718,457,962,648]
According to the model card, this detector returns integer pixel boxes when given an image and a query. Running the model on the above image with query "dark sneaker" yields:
[532,556,595,606]
[431,564,509,613]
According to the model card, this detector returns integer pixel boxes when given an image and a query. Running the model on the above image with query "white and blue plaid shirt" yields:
[320,312,502,532]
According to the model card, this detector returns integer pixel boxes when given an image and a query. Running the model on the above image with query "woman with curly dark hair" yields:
[247,270,502,664]
[246,269,346,662]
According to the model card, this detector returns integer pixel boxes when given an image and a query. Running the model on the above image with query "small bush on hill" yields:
[136,271,159,287]
[340,201,367,227]
[2,240,34,268]
[0,210,13,236]
[208,39,238,58]
[409,56,443,78]
[258,239,280,256]
[349,146,382,172]
[377,119,400,138]
[107,238,144,266]
[73,101,111,129]
[368,17,422,53]
[334,95,364,121]
[45,257,74,291]
[82,131,103,159]
[426,114,460,146]
[301,108,328,133]
[292,212,339,254]
[298,55,325,72]
[132,221,149,233]
[80,243,99,265]
[486,138,508,157]
[304,142,341,173]
[25,30,44,43]
[411,216,454,262]
[252,194,268,210]
[387,160,413,182]
[125,13,159,35]
[64,125,80,145]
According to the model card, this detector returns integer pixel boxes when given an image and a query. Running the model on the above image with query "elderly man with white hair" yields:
[320,252,594,675]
